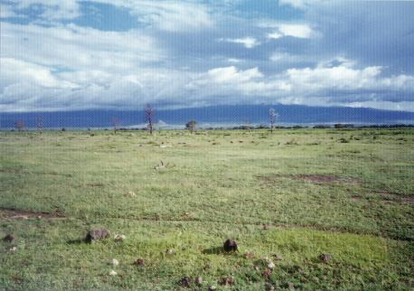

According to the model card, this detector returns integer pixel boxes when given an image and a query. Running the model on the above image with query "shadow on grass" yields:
[202,247,226,255]
[67,238,87,245]
[202,247,240,256]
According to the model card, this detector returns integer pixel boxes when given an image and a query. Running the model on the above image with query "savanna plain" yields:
[0,128,413,290]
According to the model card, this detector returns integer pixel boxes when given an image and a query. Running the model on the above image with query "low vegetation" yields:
[1,128,413,290]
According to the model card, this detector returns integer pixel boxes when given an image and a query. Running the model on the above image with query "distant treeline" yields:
[101,124,414,131]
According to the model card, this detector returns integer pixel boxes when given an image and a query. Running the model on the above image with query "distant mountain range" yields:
[1,104,414,129]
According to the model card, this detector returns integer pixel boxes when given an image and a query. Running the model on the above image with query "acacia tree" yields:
[36,116,44,133]
[145,104,155,135]
[245,119,251,131]
[269,108,279,133]
[186,120,197,133]
[112,117,120,134]
[15,120,25,132]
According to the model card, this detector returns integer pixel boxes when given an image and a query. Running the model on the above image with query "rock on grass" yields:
[195,276,203,286]
[85,228,110,243]
[109,270,117,276]
[177,276,192,288]
[133,258,145,267]
[223,239,238,252]
[3,234,15,243]
[114,234,126,242]
[319,253,333,262]
[219,276,234,286]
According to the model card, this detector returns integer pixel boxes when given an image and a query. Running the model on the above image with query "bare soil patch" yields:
[350,191,414,204]
[0,169,22,174]
[0,169,72,177]
[0,208,65,220]
[401,197,414,203]
[258,174,361,184]
[86,183,105,188]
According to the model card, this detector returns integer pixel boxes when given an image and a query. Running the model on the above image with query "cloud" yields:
[5,0,216,32]
[207,66,263,83]
[0,22,170,112]
[266,23,317,39]
[187,61,414,108]
[278,24,315,39]
[1,58,77,89]
[1,0,414,113]
[221,37,260,48]
[88,0,215,32]
[348,100,414,112]
[1,22,163,72]
[8,0,81,20]
[134,1,214,32]
[2,56,414,112]
[0,4,24,18]
[301,1,414,74]
[279,0,327,10]
[269,52,309,63]
[282,61,414,99]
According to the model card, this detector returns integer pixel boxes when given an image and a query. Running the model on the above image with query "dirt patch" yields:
[86,183,104,188]
[0,169,22,174]
[0,169,72,177]
[401,197,414,203]
[370,190,414,203]
[0,208,65,220]
[258,174,361,184]
[350,191,414,204]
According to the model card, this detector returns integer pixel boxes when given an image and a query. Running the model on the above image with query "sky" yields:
[1,0,414,113]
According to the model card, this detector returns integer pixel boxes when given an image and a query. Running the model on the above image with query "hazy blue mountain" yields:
[1,105,414,129]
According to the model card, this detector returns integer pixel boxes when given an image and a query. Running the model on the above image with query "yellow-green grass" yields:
[1,129,413,290]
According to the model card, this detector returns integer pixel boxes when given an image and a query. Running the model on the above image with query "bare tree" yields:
[36,116,44,133]
[15,120,25,132]
[186,120,197,133]
[269,108,279,133]
[112,117,120,134]
[245,119,251,131]
[145,104,155,135]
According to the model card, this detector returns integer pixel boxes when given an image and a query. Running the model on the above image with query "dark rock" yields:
[223,239,238,252]
[219,276,234,286]
[177,276,192,288]
[319,253,333,262]
[85,228,110,243]
[3,234,15,243]
[262,268,272,278]
[133,258,145,267]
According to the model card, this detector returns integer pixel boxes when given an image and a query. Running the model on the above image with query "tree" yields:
[186,120,197,133]
[269,108,279,133]
[145,104,155,135]
[36,116,44,133]
[112,117,120,134]
[245,119,251,131]
[15,120,25,132]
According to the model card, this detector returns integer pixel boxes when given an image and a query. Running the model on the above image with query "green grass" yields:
[1,128,413,290]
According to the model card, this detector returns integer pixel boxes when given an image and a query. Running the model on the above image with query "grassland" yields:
[1,128,413,290]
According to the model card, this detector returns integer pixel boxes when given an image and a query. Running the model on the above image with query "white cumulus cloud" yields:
[267,23,317,39]
[221,37,260,48]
